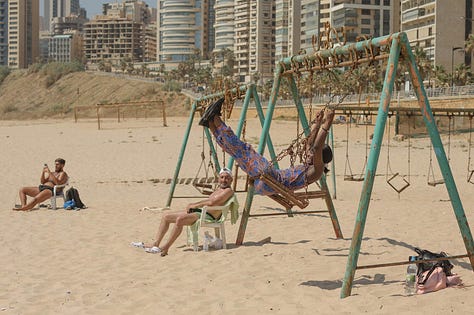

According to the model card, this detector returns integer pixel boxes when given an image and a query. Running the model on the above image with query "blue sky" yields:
[40,1,155,18]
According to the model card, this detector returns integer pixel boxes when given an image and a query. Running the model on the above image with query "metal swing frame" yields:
[340,32,474,298]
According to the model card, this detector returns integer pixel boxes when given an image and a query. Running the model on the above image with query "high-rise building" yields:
[328,0,399,43]
[300,0,320,52]
[214,0,234,52]
[0,0,7,65]
[275,0,301,63]
[7,0,39,69]
[401,0,473,72]
[144,22,157,62]
[233,0,275,83]
[44,0,80,32]
[157,0,214,64]
[83,16,143,64]
[102,0,151,24]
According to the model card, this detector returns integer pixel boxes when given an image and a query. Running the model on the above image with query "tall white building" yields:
[275,0,301,62]
[214,0,234,52]
[157,0,214,64]
[300,0,320,52]
[233,0,275,83]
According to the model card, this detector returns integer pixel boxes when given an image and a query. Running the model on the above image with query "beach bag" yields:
[416,267,447,294]
[414,248,453,281]
[414,248,461,294]
[65,187,86,209]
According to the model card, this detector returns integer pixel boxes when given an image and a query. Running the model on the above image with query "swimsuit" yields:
[189,208,221,221]
[38,184,54,193]
[212,122,309,195]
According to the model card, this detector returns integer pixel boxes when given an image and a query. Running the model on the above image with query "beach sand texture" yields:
[0,116,473,314]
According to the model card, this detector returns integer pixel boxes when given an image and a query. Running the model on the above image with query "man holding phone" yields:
[13,158,68,211]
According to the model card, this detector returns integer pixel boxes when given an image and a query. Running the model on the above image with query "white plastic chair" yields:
[187,194,239,250]
[199,204,230,249]
[50,180,69,210]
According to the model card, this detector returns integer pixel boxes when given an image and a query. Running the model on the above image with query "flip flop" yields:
[130,242,145,248]
[144,246,162,254]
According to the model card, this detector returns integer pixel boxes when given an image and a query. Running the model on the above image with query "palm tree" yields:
[432,65,449,87]
[453,63,472,86]
[465,34,474,55]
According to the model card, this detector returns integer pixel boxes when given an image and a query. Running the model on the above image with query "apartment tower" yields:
[275,0,301,62]
[83,16,143,64]
[327,0,399,43]
[401,0,473,72]
[234,0,275,83]
[157,0,214,65]
[300,0,321,52]
[0,0,7,65]
[214,0,234,52]
[7,0,39,69]
[44,0,80,32]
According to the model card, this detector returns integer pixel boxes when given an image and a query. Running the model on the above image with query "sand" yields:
[0,115,473,314]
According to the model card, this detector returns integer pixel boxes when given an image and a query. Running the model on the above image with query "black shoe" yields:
[198,97,224,127]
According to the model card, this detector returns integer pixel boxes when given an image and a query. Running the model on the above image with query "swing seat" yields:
[468,170,474,184]
[192,181,215,195]
[259,173,309,209]
[344,174,365,182]
[428,179,445,187]
[387,172,410,193]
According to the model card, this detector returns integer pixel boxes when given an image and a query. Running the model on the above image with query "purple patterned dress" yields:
[212,123,310,195]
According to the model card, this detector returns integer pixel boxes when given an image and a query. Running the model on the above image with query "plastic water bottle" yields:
[203,231,211,252]
[405,256,418,295]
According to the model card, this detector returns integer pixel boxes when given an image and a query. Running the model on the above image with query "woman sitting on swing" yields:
[199,98,334,195]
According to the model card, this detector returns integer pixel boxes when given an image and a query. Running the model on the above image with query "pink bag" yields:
[416,267,463,294]
[416,267,447,294]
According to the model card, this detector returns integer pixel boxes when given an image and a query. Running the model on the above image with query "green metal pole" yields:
[402,33,474,269]
[236,64,283,245]
[227,86,252,170]
[288,75,310,135]
[204,127,221,173]
[341,34,401,298]
[251,86,279,169]
[329,126,337,199]
[166,101,197,207]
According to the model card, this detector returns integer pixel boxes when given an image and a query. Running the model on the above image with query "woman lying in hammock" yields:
[199,98,334,195]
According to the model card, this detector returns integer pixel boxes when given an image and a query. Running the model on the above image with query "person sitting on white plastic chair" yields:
[187,191,239,251]
[13,158,68,211]
[131,168,235,256]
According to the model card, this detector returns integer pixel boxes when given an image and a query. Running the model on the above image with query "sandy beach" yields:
[0,115,473,314]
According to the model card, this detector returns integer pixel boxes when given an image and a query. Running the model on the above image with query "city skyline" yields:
[40,0,155,17]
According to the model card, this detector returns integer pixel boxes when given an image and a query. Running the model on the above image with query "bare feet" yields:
[12,206,31,211]
[322,109,335,130]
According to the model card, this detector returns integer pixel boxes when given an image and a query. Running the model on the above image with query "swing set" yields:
[165,27,474,298]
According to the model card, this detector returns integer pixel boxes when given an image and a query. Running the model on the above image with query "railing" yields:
[231,84,474,108]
